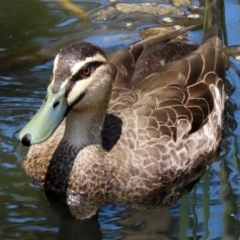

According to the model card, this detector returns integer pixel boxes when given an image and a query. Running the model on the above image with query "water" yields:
[0,0,240,239]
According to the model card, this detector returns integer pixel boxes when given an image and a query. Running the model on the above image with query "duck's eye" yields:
[81,67,91,77]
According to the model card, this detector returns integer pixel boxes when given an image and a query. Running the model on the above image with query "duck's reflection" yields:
[46,193,102,240]
[44,171,205,240]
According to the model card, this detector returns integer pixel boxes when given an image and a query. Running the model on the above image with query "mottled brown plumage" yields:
[21,26,226,219]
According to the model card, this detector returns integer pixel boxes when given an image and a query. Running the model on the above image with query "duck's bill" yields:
[19,85,68,146]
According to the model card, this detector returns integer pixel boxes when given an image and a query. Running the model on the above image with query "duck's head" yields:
[19,42,113,146]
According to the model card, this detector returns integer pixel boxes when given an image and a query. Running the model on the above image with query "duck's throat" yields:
[63,107,107,149]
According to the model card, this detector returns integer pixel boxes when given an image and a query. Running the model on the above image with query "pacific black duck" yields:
[19,25,226,219]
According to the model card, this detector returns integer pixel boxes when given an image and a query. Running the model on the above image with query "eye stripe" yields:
[71,61,105,82]
[51,48,108,93]
[65,61,106,98]
[70,54,107,76]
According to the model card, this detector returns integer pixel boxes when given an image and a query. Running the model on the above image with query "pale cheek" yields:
[67,80,89,105]
[72,91,102,110]
[67,65,111,108]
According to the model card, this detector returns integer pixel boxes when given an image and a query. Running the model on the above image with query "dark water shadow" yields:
[45,193,102,240]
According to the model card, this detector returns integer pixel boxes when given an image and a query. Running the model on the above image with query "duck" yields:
[19,25,226,219]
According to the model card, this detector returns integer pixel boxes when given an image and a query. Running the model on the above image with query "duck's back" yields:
[102,27,226,178]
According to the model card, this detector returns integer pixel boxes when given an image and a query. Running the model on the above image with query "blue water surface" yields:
[0,0,240,239]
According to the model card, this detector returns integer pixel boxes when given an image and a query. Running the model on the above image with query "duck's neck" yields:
[63,100,109,150]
